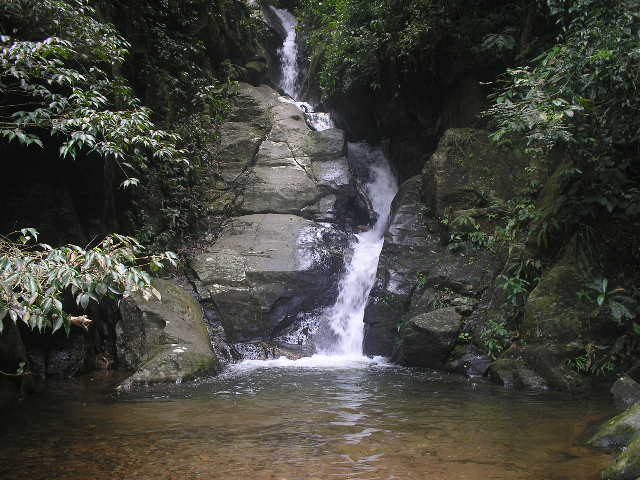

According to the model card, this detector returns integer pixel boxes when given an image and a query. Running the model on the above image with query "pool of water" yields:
[0,360,615,480]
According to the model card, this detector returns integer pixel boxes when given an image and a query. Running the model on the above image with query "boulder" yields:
[589,403,640,480]
[394,308,463,368]
[116,279,219,386]
[520,343,587,393]
[363,175,501,356]
[422,128,529,217]
[612,376,640,410]
[189,214,350,343]
[522,263,588,342]
[488,358,548,390]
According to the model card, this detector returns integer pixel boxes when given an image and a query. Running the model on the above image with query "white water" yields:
[229,354,390,373]
[235,11,397,371]
[271,7,335,131]
[324,144,399,355]
[271,7,300,99]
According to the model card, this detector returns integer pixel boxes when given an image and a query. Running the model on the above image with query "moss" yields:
[602,434,640,480]
[522,264,587,342]
[590,403,640,449]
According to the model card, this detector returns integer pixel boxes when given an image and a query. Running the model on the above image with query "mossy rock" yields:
[119,346,218,387]
[590,403,640,449]
[422,128,529,216]
[601,435,640,480]
[522,263,587,342]
[590,404,640,480]
[116,279,219,387]
[520,343,587,393]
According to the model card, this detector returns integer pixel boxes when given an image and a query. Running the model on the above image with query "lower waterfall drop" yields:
[324,143,398,356]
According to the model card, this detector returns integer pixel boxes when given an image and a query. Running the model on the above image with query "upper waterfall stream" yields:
[271,6,334,132]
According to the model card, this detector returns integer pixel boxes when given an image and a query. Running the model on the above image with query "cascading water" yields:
[324,144,398,355]
[271,7,300,99]
[271,6,334,132]
[236,9,397,368]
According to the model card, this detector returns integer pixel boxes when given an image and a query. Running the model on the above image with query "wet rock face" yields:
[216,84,368,227]
[187,83,366,353]
[116,279,219,387]
[363,175,501,360]
[189,214,350,343]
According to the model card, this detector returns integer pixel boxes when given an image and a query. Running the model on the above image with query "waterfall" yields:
[271,7,334,131]
[239,8,397,366]
[271,7,300,99]
[324,144,398,355]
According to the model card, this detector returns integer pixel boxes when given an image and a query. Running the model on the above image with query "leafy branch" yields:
[0,228,177,335]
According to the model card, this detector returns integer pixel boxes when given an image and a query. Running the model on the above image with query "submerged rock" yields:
[445,345,492,378]
[116,279,219,387]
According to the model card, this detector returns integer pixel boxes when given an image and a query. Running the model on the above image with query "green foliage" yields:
[96,0,244,247]
[480,318,511,359]
[296,0,530,98]
[458,332,472,344]
[1,0,249,249]
[0,228,176,335]
[566,343,616,376]
[579,277,636,325]
[499,248,542,307]
[0,0,185,189]
[498,274,530,307]
[486,0,640,242]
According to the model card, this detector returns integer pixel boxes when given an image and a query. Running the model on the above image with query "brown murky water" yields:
[0,363,615,480]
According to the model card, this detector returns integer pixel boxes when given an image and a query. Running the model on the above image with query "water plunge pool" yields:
[0,362,614,480]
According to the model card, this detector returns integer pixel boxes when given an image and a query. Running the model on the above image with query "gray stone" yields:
[394,307,463,368]
[116,279,219,386]
[189,214,350,343]
[488,358,548,390]
[612,376,640,410]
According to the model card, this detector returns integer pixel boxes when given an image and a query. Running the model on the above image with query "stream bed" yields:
[0,360,615,480]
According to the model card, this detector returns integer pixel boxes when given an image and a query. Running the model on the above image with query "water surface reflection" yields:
[0,364,614,480]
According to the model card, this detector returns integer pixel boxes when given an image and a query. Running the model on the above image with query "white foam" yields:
[229,354,391,373]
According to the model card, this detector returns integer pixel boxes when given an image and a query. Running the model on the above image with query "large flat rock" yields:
[190,214,350,342]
